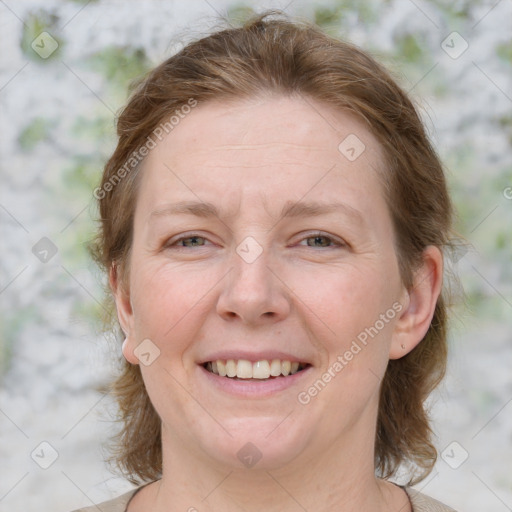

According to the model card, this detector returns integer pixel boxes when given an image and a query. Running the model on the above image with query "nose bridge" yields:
[234,243,272,295]
[217,237,290,323]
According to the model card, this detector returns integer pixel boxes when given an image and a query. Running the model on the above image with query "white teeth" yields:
[205,359,306,379]
[270,359,282,376]
[252,360,270,379]
[226,359,237,377]
[236,359,253,379]
[217,360,227,377]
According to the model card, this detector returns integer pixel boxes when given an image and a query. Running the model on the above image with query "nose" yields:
[216,247,291,326]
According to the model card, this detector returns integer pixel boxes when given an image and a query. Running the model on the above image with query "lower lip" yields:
[198,364,312,398]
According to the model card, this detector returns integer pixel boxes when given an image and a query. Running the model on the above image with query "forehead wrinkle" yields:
[197,162,325,170]
[209,143,329,152]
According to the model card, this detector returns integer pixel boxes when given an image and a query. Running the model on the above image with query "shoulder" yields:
[69,484,457,512]
[69,487,141,512]
[406,488,458,512]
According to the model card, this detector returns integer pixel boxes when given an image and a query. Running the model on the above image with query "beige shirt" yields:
[70,485,457,511]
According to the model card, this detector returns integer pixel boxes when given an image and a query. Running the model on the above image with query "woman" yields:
[81,11,457,512]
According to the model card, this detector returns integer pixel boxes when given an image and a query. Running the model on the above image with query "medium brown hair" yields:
[91,11,453,485]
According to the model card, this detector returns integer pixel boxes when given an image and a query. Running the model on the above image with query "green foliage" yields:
[63,157,103,195]
[18,117,53,151]
[314,6,343,28]
[498,115,512,145]
[394,33,425,64]
[87,46,152,93]
[71,293,105,331]
[428,0,478,22]
[496,41,512,65]
[71,115,116,156]
[20,9,64,62]
[54,155,102,271]
[314,0,380,32]
[0,306,41,376]
[227,4,256,26]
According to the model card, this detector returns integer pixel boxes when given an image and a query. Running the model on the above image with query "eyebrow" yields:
[278,200,364,224]
[149,201,220,219]
[148,199,365,226]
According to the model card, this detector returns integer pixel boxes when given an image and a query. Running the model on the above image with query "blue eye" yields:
[305,235,333,247]
[175,235,207,247]
[299,233,343,248]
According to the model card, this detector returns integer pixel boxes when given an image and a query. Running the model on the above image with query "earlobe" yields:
[390,246,443,360]
[121,338,139,365]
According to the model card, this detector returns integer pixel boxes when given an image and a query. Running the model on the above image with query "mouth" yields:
[202,359,310,380]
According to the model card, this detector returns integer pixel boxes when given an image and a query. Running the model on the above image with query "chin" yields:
[193,415,313,471]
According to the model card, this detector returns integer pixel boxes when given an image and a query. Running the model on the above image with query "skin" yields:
[112,94,443,512]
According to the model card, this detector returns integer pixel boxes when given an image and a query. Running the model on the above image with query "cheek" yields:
[287,261,400,381]
[291,265,399,440]
[290,263,393,334]
[129,261,215,348]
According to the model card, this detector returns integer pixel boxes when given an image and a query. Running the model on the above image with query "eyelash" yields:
[166,232,345,250]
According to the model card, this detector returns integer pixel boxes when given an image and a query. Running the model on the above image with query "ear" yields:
[110,263,139,365]
[389,246,443,360]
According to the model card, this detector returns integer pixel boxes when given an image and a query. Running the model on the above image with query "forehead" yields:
[155,95,381,163]
[135,95,388,225]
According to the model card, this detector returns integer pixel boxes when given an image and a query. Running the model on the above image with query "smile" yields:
[203,359,309,380]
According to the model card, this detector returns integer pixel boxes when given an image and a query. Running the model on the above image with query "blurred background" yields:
[0,0,511,510]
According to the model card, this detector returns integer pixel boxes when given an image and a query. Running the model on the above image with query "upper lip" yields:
[198,350,312,365]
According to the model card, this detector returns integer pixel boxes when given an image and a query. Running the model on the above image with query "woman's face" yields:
[118,95,409,470]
